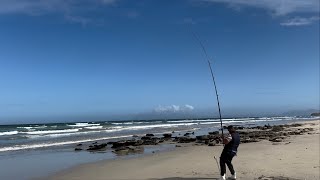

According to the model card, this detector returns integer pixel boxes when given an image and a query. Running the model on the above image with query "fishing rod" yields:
[192,32,224,141]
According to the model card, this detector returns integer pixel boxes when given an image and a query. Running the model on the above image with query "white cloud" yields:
[0,0,119,15]
[280,16,320,26]
[202,0,319,16]
[154,104,195,113]
[184,104,195,110]
[0,0,124,25]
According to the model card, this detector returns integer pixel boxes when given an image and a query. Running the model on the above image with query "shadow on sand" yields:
[149,178,228,180]
[149,176,301,180]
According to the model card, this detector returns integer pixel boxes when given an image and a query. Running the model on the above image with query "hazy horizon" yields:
[1,107,319,125]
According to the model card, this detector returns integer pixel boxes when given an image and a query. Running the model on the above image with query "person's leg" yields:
[225,153,235,175]
[220,153,227,176]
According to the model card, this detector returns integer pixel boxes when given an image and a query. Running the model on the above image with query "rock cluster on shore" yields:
[74,123,316,154]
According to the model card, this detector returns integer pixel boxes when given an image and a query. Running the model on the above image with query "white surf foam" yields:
[0,135,133,152]
[200,122,222,125]
[84,126,104,129]
[17,127,34,129]
[68,123,100,127]
[0,131,19,136]
[111,122,133,125]
[34,125,47,129]
[24,129,81,135]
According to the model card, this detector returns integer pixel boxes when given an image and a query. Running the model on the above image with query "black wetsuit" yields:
[220,132,240,176]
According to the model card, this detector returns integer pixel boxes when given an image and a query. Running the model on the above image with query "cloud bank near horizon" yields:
[153,104,195,113]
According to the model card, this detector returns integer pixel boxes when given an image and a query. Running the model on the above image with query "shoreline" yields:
[46,120,320,180]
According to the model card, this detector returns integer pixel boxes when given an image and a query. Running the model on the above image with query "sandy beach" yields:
[47,120,320,180]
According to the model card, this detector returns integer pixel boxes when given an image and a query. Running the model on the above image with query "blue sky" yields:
[0,0,319,123]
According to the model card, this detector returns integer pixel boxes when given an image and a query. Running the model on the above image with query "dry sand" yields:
[48,120,320,180]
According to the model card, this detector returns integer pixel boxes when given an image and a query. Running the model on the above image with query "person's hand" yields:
[223,135,232,144]
[223,138,229,144]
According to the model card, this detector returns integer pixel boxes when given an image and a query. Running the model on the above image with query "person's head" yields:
[227,125,236,133]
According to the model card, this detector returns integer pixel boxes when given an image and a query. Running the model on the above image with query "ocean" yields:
[0,116,318,179]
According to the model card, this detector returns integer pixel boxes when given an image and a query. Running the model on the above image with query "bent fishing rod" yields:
[192,32,224,140]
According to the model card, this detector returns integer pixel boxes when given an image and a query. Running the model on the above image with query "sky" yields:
[0,0,319,124]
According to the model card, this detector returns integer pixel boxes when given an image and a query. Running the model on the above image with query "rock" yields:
[141,137,159,145]
[311,112,320,116]
[272,126,284,132]
[208,142,216,146]
[132,135,139,138]
[264,124,272,129]
[76,143,82,146]
[293,131,302,135]
[111,140,142,148]
[196,135,209,141]
[269,137,282,142]
[87,143,107,151]
[111,141,126,148]
[163,133,172,138]
[290,123,302,127]
[178,137,196,143]
[146,134,154,137]
[241,138,260,143]
[184,132,191,136]
[141,136,152,140]
[107,141,115,145]
[176,145,182,147]
[208,131,219,135]
[113,146,144,154]
[75,148,82,151]
[113,147,129,154]
[127,146,143,152]
[135,140,144,145]
[143,140,158,145]
[239,131,249,135]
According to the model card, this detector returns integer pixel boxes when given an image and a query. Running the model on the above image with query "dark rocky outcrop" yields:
[113,146,144,155]
[311,112,320,116]
[208,131,219,135]
[111,140,143,148]
[163,133,172,138]
[87,143,107,151]
[271,125,284,132]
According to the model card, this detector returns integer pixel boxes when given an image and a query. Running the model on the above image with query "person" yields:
[220,125,240,180]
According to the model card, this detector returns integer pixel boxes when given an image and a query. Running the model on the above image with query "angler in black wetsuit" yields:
[220,125,240,179]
